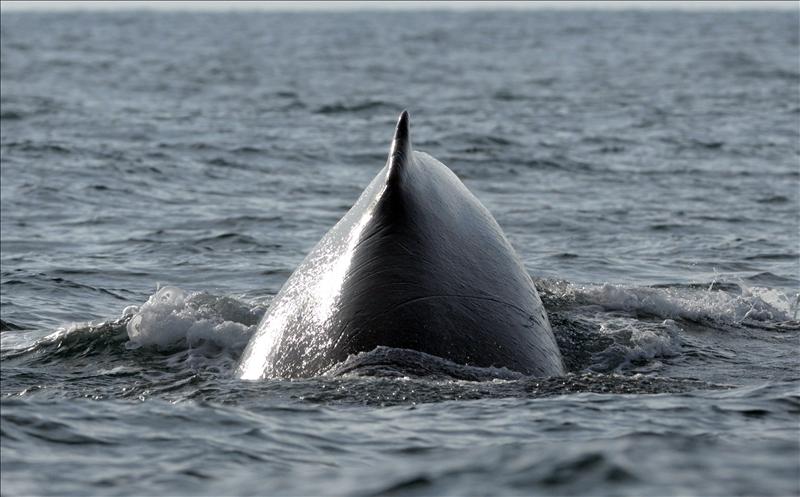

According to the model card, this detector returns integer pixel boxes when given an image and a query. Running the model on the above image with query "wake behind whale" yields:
[237,111,564,379]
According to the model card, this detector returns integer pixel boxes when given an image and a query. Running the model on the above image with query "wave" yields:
[125,286,264,352]
[325,347,525,381]
[539,279,797,325]
[2,280,796,388]
[314,100,397,115]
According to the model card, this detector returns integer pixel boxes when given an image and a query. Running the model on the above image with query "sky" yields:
[1,0,797,11]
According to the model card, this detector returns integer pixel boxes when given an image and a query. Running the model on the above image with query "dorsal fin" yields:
[387,110,412,185]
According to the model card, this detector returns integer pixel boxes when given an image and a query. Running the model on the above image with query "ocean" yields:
[1,9,799,496]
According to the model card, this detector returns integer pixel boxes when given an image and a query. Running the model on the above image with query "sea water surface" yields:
[1,9,799,497]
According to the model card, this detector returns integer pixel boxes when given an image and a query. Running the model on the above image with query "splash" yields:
[125,286,264,351]
[541,279,796,325]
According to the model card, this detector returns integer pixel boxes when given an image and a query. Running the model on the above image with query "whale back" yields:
[237,112,564,379]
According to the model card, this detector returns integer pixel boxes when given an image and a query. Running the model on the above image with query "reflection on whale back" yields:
[237,112,564,379]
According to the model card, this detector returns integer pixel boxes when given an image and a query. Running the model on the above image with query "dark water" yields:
[2,9,799,496]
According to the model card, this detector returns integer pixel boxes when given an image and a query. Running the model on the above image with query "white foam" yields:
[545,280,795,325]
[589,317,683,372]
[125,286,264,351]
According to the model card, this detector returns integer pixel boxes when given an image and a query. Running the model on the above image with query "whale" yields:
[237,111,564,379]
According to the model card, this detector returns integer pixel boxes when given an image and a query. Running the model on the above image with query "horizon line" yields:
[1,1,798,12]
